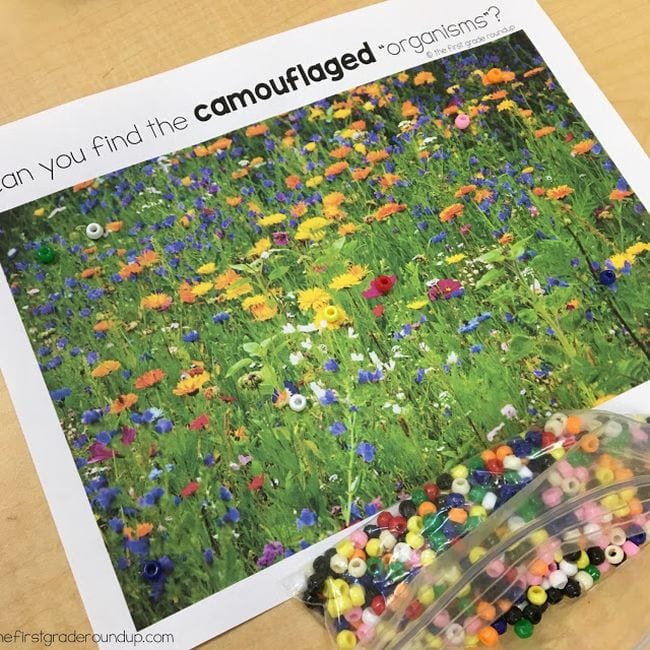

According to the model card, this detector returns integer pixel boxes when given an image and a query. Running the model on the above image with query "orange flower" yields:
[546,185,574,200]
[524,66,545,78]
[208,137,232,152]
[482,68,516,85]
[350,120,366,130]
[609,189,633,201]
[134,369,166,390]
[498,232,514,245]
[83,246,97,255]
[330,146,352,159]
[440,203,465,222]
[81,267,101,279]
[351,167,373,181]
[91,360,121,378]
[141,293,173,310]
[442,105,459,116]
[485,90,508,101]
[215,268,240,289]
[119,262,141,279]
[414,71,435,86]
[245,123,268,137]
[231,168,248,180]
[290,202,308,219]
[474,189,493,203]
[401,100,419,118]
[380,174,401,189]
[285,174,301,189]
[338,223,358,236]
[226,196,242,207]
[324,161,349,177]
[73,179,95,192]
[104,221,122,233]
[367,150,389,164]
[94,320,115,332]
[193,145,209,157]
[532,187,546,197]
[375,202,407,221]
[454,185,477,198]
[123,522,155,540]
[110,393,138,414]
[571,139,594,156]
[136,249,159,268]
[535,126,556,138]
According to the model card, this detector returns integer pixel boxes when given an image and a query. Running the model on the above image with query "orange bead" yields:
[478,626,499,647]
[565,415,582,435]
[628,498,643,516]
[382,553,392,566]
[448,507,468,524]
[418,501,437,517]
[579,433,599,453]
[528,558,549,577]
[480,449,497,463]
[495,445,513,461]
[351,549,366,561]
[598,453,614,468]
[477,600,497,621]
[615,468,634,481]
[497,598,512,613]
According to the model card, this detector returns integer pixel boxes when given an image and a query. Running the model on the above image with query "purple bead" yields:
[499,484,520,502]
[628,532,646,546]
[493,618,507,635]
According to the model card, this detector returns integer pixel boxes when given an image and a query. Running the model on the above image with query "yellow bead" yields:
[405,532,425,549]
[553,551,563,564]
[619,487,637,502]
[576,551,589,569]
[613,504,631,518]
[595,467,615,485]
[336,630,357,649]
[323,577,337,598]
[457,583,471,598]
[550,447,565,460]
[527,585,548,606]
[420,549,436,566]
[530,529,549,546]
[349,584,365,607]
[333,579,350,596]
[327,597,343,618]
[334,594,353,615]
[443,565,462,585]
[423,632,443,649]
[469,547,487,564]
[469,505,487,518]
[407,515,424,533]
[366,538,381,557]
[451,464,469,479]
[601,494,622,511]
[376,621,397,643]
[464,634,479,647]
[418,585,435,607]
[336,539,355,559]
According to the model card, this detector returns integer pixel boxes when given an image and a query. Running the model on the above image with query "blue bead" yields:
[142,560,162,581]
[511,439,532,458]
[442,521,460,539]
[599,269,616,285]
[500,484,520,502]
[628,532,646,546]
[493,618,508,635]
[446,492,465,507]
[335,617,351,632]
[524,429,542,448]
[471,469,493,486]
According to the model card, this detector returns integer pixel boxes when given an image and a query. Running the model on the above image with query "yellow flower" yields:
[338,223,358,236]
[141,293,173,310]
[173,372,211,396]
[296,217,329,242]
[297,288,332,312]
[445,253,466,264]
[249,303,278,321]
[334,108,352,119]
[496,99,516,112]
[329,273,363,289]
[608,253,635,270]
[91,360,121,378]
[241,294,267,310]
[215,268,240,289]
[313,304,349,330]
[181,176,192,187]
[626,242,650,257]
[258,213,286,227]
[248,237,272,257]
[546,185,574,200]
[304,142,317,153]
[191,282,213,297]
[224,281,253,300]
[407,299,429,309]
[348,264,368,280]
[197,262,217,275]
[33,207,46,217]
[305,175,323,188]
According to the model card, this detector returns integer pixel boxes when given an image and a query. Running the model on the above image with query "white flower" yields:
[309,382,326,399]
[500,404,517,419]
[347,327,359,339]
[369,351,382,367]
[298,323,318,333]
[530,279,544,295]
[351,353,364,362]
[501,342,509,352]
[446,351,459,365]
[289,351,304,365]
[300,338,313,350]
[7,248,17,258]
[238,159,250,167]
[486,422,505,442]
[27,288,40,295]
[169,322,180,329]
[282,323,296,334]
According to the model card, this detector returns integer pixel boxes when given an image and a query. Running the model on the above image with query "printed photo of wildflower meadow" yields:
[0,32,648,628]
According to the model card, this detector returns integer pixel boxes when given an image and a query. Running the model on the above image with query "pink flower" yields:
[362,274,396,299]
[120,426,136,445]
[428,278,464,301]
[88,442,116,463]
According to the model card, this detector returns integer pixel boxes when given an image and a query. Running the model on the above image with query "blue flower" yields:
[213,312,230,323]
[140,487,165,507]
[324,358,339,372]
[108,517,124,533]
[470,344,483,353]
[154,418,173,434]
[319,389,338,406]
[415,368,425,384]
[296,508,317,530]
[149,468,163,480]
[223,507,240,523]
[81,408,103,425]
[204,549,214,565]
[50,387,72,401]
[329,421,347,436]
[219,486,233,501]
[365,502,379,517]
[183,330,199,343]
[356,441,376,463]
[95,487,120,510]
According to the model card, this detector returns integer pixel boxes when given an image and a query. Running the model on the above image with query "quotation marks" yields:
[378,44,384,49]
[484,5,502,22]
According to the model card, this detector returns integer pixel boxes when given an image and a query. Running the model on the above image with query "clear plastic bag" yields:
[371,411,649,649]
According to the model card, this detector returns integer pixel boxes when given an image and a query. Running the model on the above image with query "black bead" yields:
[399,500,417,519]
[304,588,325,609]
[364,524,381,539]
[563,550,582,563]
[504,607,523,625]
[323,548,337,560]
[546,587,564,604]
[587,546,605,565]
[436,472,453,490]
[312,555,329,574]
[563,579,581,598]
[307,573,325,592]
[522,604,543,625]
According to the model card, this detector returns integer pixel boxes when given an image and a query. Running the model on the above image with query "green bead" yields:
[464,515,483,531]
[411,487,427,506]
[36,244,57,264]
[504,470,520,484]
[457,596,474,614]
[469,485,488,502]
[366,557,384,576]
[514,619,534,639]
[466,456,484,471]
[387,561,405,578]
[434,583,447,598]
[428,531,449,552]
[518,497,543,521]
[584,564,601,581]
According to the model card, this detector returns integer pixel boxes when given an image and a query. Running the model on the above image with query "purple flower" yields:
[329,421,347,436]
[204,549,214,565]
[256,541,284,568]
[296,508,317,530]
[356,441,376,463]
[415,368,425,384]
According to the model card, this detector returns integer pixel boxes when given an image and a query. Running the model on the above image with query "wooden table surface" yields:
[0,1,649,648]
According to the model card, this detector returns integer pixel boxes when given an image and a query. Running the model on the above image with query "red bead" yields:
[485,458,503,475]
[377,511,392,530]
[405,600,423,620]
[505,567,518,583]
[371,595,386,615]
[423,482,439,502]
[540,431,556,449]
[389,515,407,536]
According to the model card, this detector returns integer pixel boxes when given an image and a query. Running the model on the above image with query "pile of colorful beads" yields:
[297,411,649,649]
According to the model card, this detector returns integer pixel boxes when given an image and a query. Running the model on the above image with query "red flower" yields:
[248,474,265,491]
[565,133,574,142]
[189,413,209,430]
[180,481,199,498]
[372,304,385,318]
[362,274,397,299]
[428,278,464,301]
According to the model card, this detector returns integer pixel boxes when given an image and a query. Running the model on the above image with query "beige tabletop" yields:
[0,1,649,648]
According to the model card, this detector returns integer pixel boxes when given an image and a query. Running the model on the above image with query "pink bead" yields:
[631,425,649,443]
[549,562,558,571]
[526,572,543,586]
[556,460,574,478]
[597,561,610,574]
[409,549,422,568]
[486,560,505,578]
[432,610,450,628]
[633,515,646,528]
[574,466,590,483]
[622,540,640,557]
[350,530,369,549]
[597,535,610,549]
[582,502,602,522]
[538,548,555,564]
[464,616,483,635]
[542,486,562,508]
[454,114,471,129]
[356,623,375,642]
[345,607,363,624]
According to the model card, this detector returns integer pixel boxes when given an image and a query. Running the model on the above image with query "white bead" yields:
[548,569,568,589]
[347,557,367,578]
[85,222,105,240]
[503,454,523,471]
[562,528,581,544]
[288,393,307,412]
[604,544,625,565]
[445,623,465,646]
[330,553,348,574]
[362,607,380,626]
[507,516,526,532]
[518,465,533,481]
[451,477,470,495]
[558,560,578,576]
[442,564,462,585]
[541,578,551,591]
[482,492,497,511]
[561,477,581,496]
[392,542,412,563]
[608,526,627,546]
[379,530,397,552]
[549,412,568,424]
[603,420,623,437]
[583,523,602,544]
[548,470,563,487]
[544,420,564,436]
[575,570,594,591]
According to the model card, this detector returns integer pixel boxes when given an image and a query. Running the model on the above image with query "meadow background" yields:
[0,32,648,628]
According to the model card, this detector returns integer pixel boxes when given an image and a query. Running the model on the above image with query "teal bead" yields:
[514,619,534,639]
[36,244,57,264]
[366,557,384,577]
[387,561,406,579]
